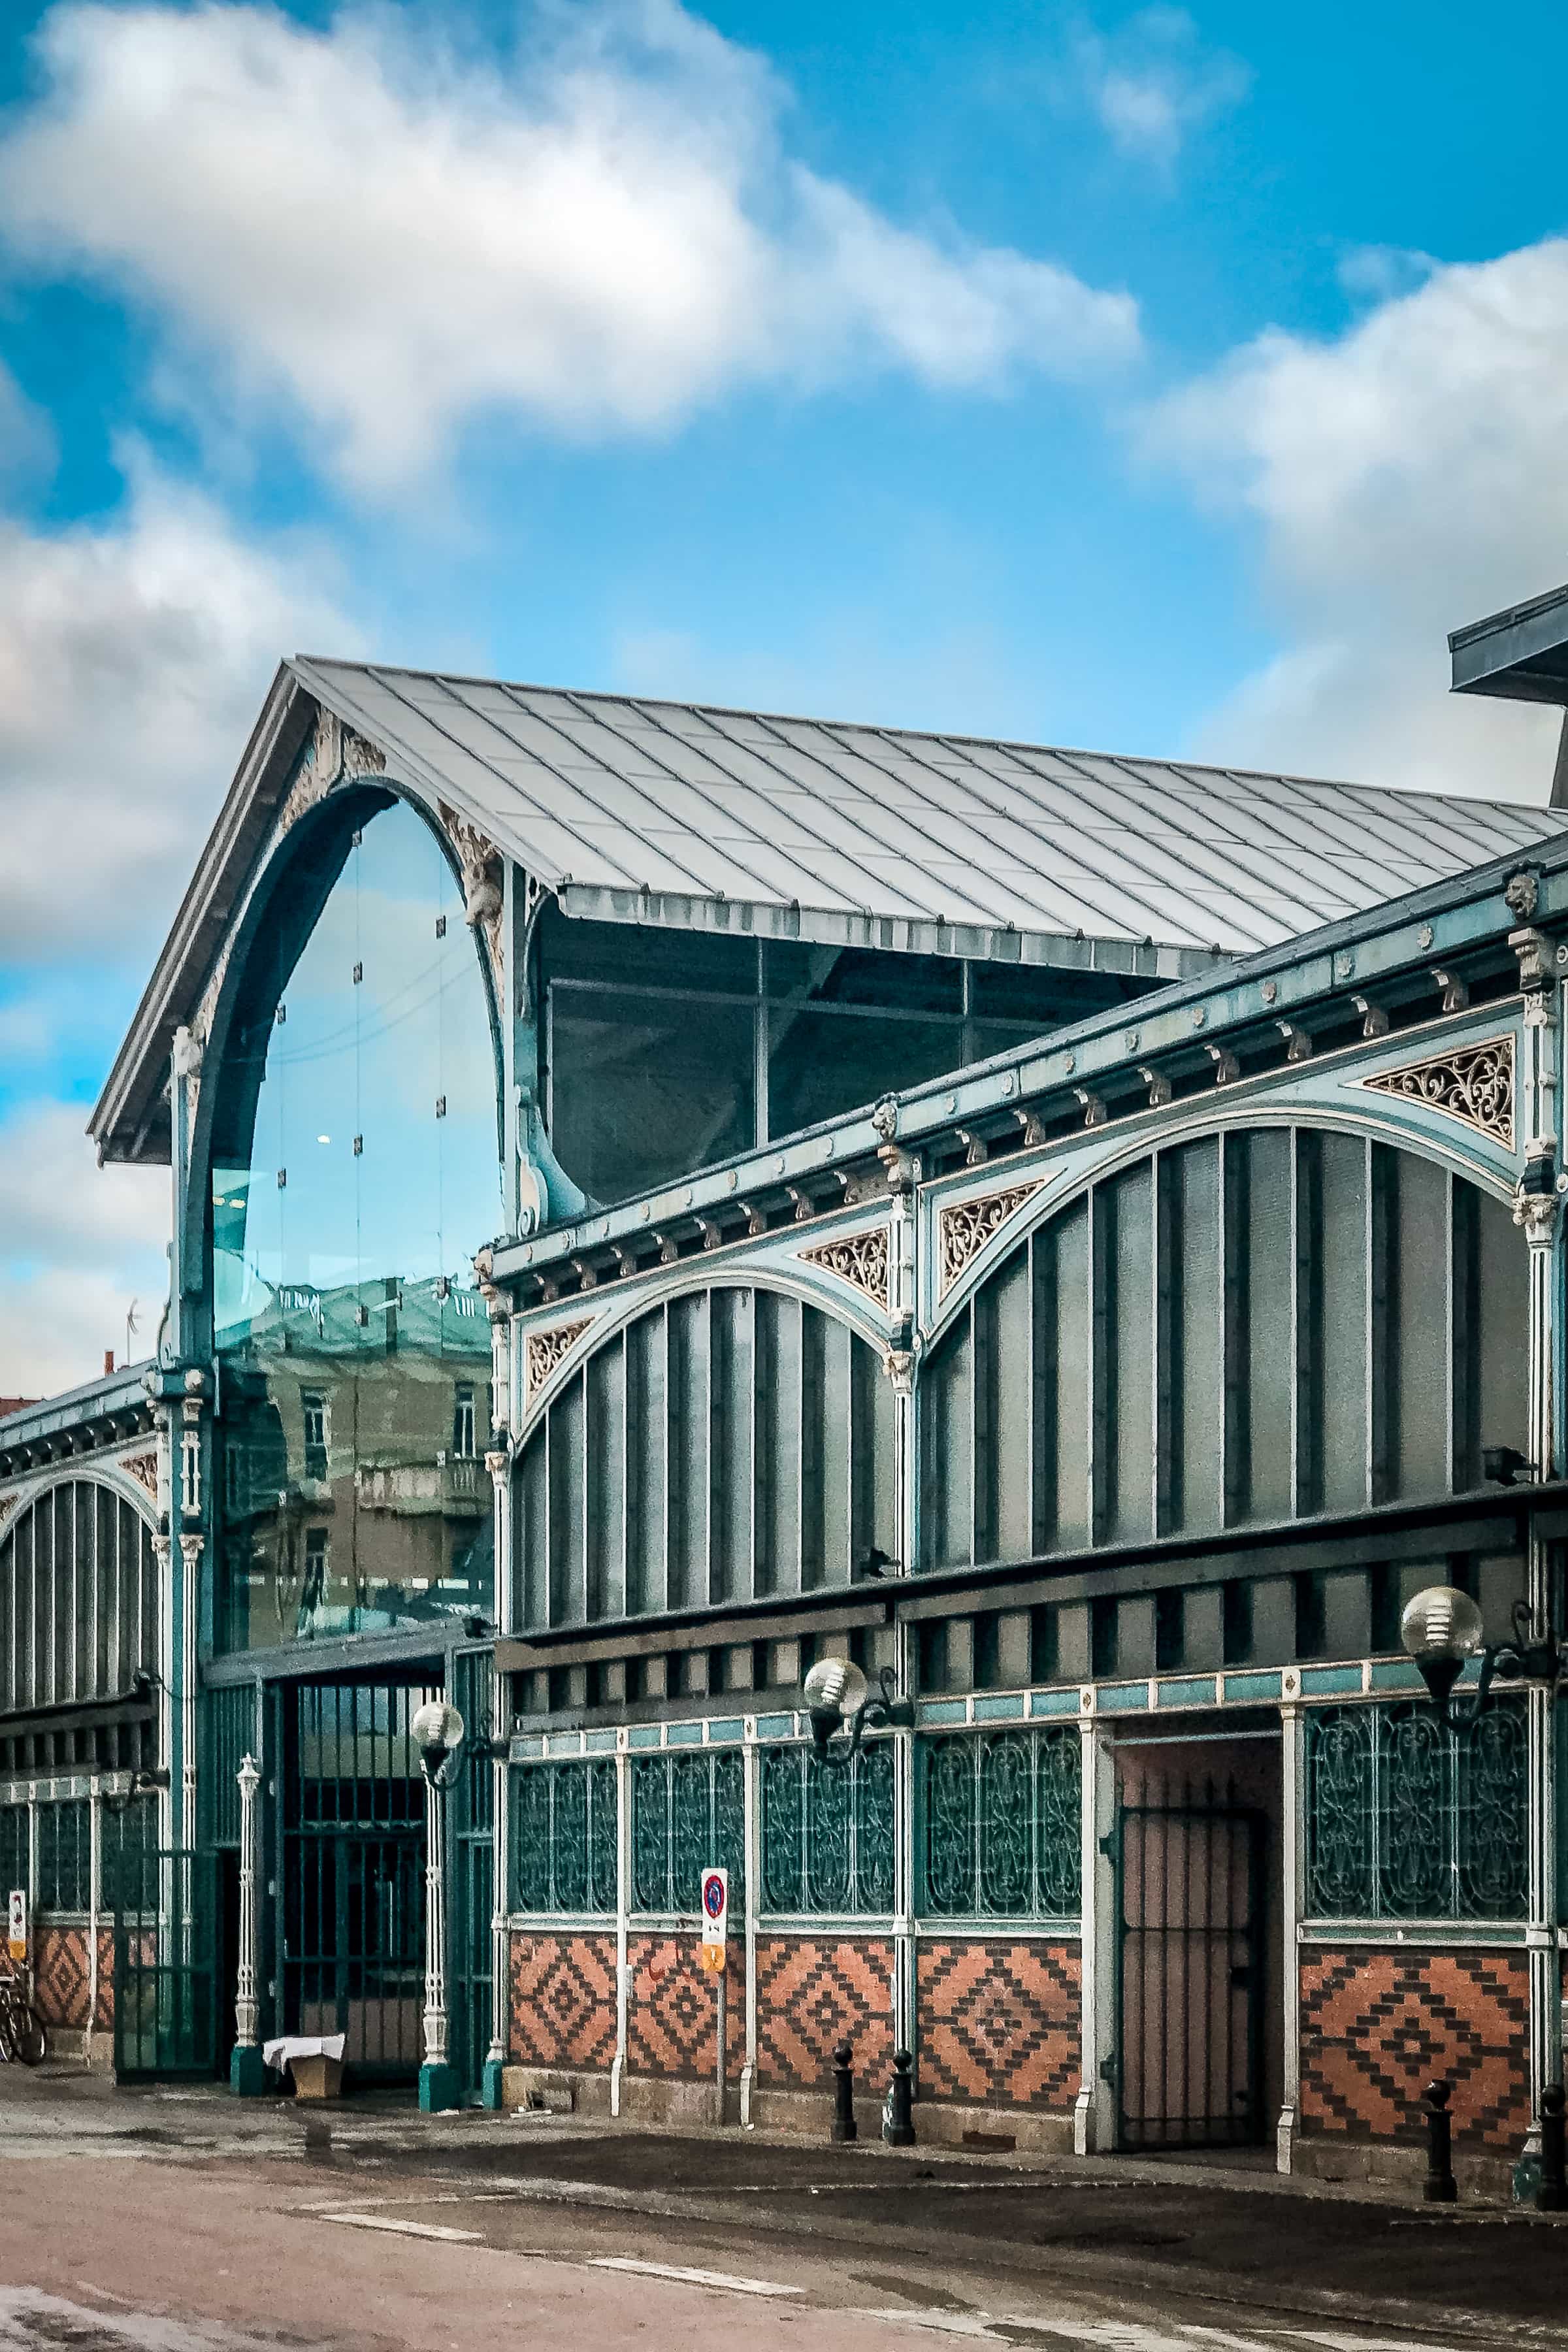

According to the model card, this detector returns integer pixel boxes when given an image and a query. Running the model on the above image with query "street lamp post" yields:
[1400,1586,1563,1722]
[804,1657,915,1762]
[412,1698,466,2114]
[229,1753,268,2097]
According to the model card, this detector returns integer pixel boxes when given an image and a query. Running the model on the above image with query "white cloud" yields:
[0,1,1139,490]
[1145,237,1568,796]
[0,1101,169,1395]
[1075,7,1249,171]
[0,453,355,960]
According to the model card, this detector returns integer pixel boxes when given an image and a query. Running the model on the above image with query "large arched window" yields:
[0,1480,157,1712]
[210,798,503,1651]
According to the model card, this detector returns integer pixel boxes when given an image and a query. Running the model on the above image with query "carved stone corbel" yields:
[1511,926,1552,994]
[1351,995,1389,1040]
[1277,1021,1313,1063]
[1137,1065,1171,1108]
[1207,1046,1241,1085]
[1431,968,1469,1014]
[1074,1087,1107,1129]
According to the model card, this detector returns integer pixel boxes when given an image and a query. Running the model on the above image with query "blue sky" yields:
[1,0,1565,1392]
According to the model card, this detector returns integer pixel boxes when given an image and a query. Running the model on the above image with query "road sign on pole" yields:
[700,1867,728,2123]
[8,1888,25,1962]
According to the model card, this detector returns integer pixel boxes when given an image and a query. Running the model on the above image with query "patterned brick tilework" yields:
[627,1934,744,2080]
[755,1937,894,2089]
[918,1940,1081,2109]
[509,1932,617,2072]
[1300,1949,1529,2151]
[31,1925,92,2031]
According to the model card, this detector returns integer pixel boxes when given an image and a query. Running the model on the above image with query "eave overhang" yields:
[1451,581,1568,706]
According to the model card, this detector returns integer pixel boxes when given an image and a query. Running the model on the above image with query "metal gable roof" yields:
[288,655,1563,966]
[88,649,1566,1168]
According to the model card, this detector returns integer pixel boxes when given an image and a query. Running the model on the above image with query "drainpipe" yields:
[740,1728,759,2126]
[84,1779,101,2070]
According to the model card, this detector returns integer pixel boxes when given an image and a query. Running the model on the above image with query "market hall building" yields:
[5,587,1568,2180]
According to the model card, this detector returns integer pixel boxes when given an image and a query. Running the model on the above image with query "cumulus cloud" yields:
[1144,237,1568,796]
[0,455,355,960]
[0,1101,169,1394]
[0,0,1139,490]
[1074,7,1249,171]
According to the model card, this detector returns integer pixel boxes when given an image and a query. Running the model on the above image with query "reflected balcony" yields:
[354,1457,488,1516]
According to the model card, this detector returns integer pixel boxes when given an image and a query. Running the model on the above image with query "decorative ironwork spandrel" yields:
[525,1318,595,1405]
[795,1227,890,1311]
[1361,1034,1514,1149]
[938,1180,1045,1296]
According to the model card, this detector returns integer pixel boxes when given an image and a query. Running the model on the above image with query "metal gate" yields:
[279,1679,436,2080]
[1115,1779,1264,2151]
[110,1825,221,2080]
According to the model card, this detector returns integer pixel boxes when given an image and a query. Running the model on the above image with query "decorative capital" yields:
[1511,925,1552,992]
[484,1447,510,1492]
[178,1532,204,1569]
[1514,1183,1561,1247]
[881,1343,919,1396]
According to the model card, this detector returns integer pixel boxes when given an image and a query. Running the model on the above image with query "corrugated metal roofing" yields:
[291,656,1563,963]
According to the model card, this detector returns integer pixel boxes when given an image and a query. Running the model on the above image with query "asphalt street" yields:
[0,2077,1561,2352]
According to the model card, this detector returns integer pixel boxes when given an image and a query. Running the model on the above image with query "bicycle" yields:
[0,1957,47,2066]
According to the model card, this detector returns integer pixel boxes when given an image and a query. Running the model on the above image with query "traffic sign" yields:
[7,1888,25,1961]
[700,1866,728,1950]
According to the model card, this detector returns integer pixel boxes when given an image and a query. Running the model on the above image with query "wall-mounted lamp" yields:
[1401,1586,1561,1722]
[411,1698,466,1786]
[804,1658,915,1763]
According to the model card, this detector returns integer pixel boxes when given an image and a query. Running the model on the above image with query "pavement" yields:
[1,2067,1565,2352]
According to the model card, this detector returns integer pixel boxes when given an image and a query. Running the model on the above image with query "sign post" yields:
[700,1867,728,2125]
[7,1888,25,1965]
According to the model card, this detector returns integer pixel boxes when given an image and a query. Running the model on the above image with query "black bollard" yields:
[1539,2085,1567,2213]
[1423,2080,1457,2204]
[883,2049,916,2147]
[831,2038,857,2143]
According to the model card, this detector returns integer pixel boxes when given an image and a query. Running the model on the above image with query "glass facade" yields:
[541,911,1152,1207]
[211,800,503,1651]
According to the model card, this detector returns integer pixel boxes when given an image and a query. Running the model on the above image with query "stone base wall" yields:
[31,1923,112,2034]
[1299,1948,1530,2151]
[915,1938,1079,2112]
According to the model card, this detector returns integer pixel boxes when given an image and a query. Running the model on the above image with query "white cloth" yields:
[263,2034,346,2070]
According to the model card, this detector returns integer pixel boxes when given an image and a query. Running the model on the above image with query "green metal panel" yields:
[111,1833,220,2080]
[36,1801,90,1910]
[451,1651,495,2096]
[759,1741,893,1916]
[512,1759,616,1914]
[921,1126,1529,1580]
[917,1727,1081,1920]
[630,1749,743,1914]
[1305,1701,1526,1921]
[204,1684,258,1848]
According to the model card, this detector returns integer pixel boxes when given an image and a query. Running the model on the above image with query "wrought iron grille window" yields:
[1305,1702,1527,1920]
[0,1806,24,1896]
[36,1800,90,1912]
[760,1741,894,1916]
[918,1729,1081,1919]
[631,1751,745,1914]
[512,1760,616,1914]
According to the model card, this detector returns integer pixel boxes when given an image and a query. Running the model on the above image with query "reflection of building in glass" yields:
[218,1278,494,1648]
[5,616,1568,2161]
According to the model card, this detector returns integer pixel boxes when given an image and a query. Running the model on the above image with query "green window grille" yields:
[1305,1701,1527,1921]
[512,1761,617,1914]
[36,1800,90,1912]
[631,1751,744,1914]
[0,1806,25,1897]
[102,1801,157,1914]
[760,1741,894,1916]
[918,1729,1081,1919]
